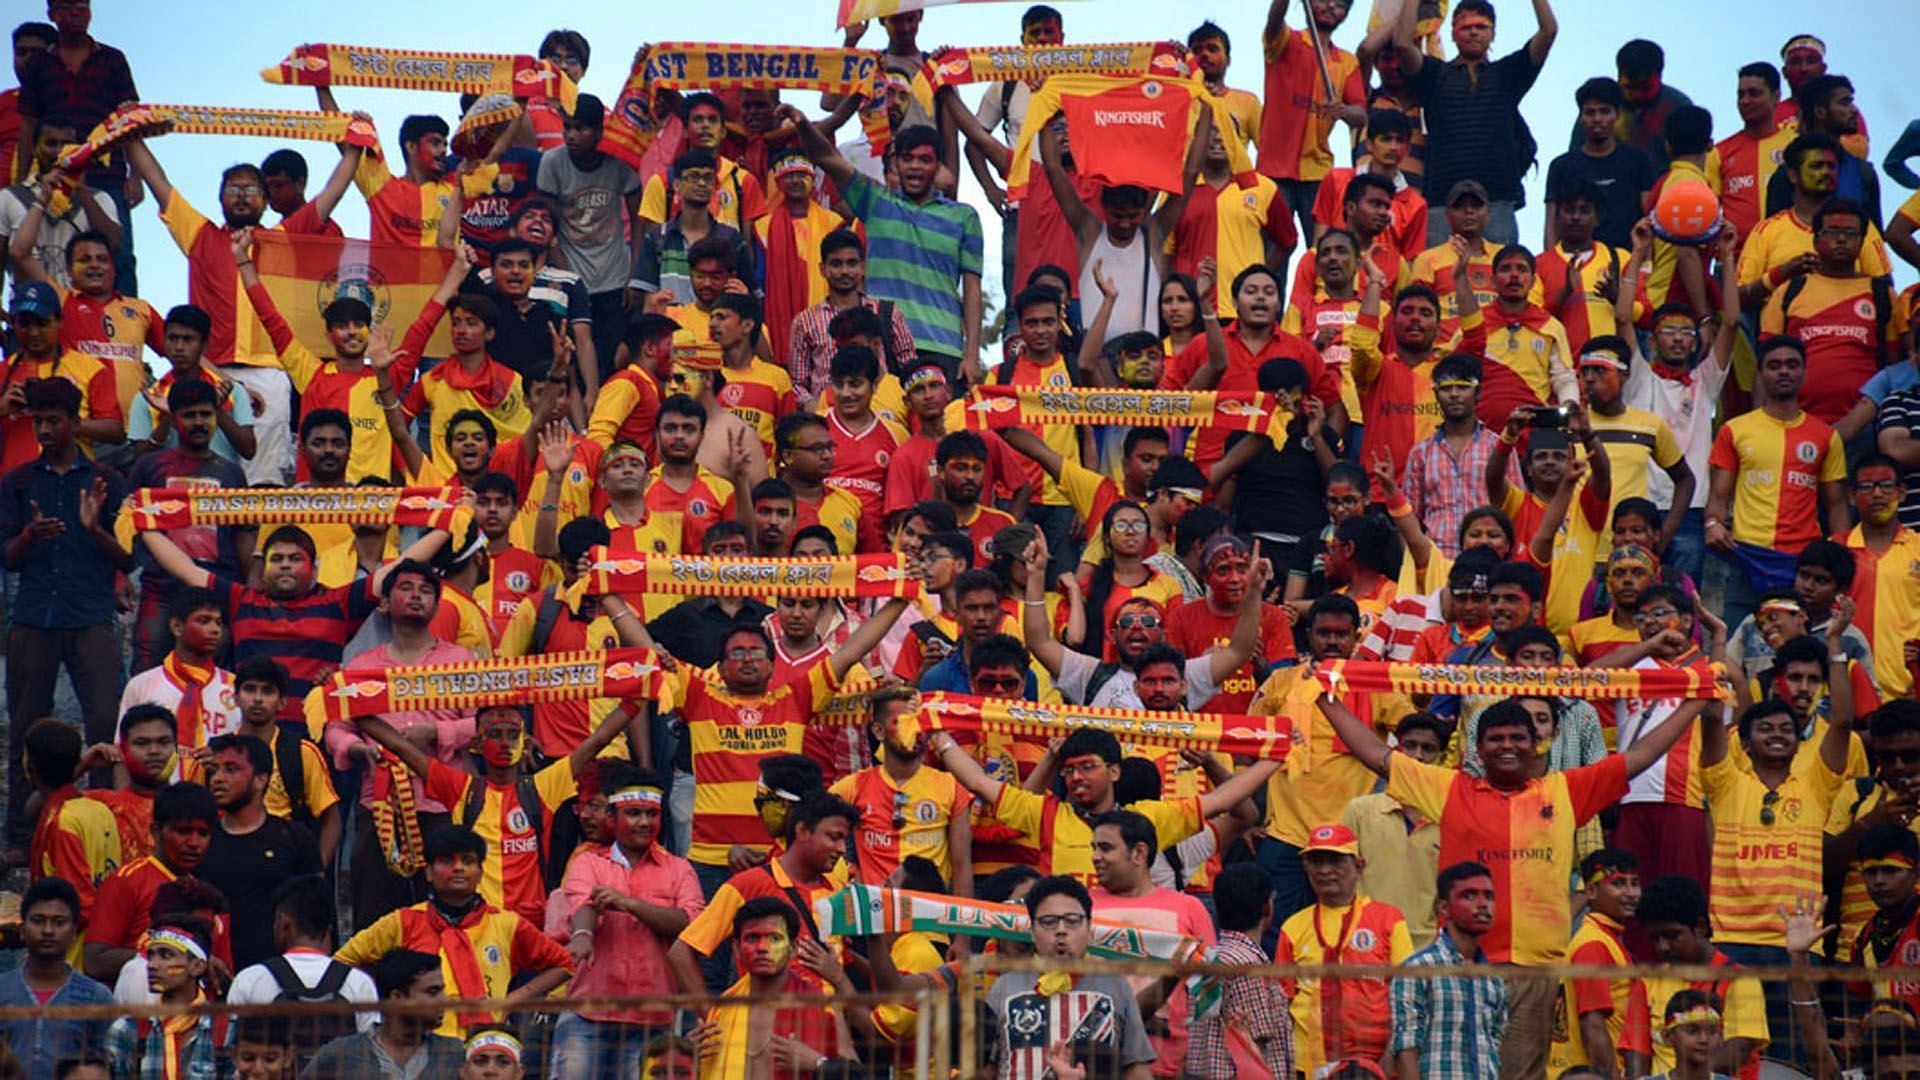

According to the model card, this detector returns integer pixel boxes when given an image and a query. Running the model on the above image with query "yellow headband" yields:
[608,786,664,806]
[148,928,208,962]
[1863,854,1918,872]
[1663,1005,1722,1032]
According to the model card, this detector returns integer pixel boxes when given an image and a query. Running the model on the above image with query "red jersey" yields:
[1259,29,1365,182]
[826,412,909,554]
[1164,598,1295,712]
[585,366,664,458]
[1760,274,1900,424]
[1,349,121,473]
[90,856,234,973]
[58,290,164,412]
[883,430,1027,515]
[484,546,548,636]
[88,788,155,864]
[1164,329,1339,474]
[956,503,1019,565]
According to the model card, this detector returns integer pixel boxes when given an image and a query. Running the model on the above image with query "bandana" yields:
[465,1031,523,1064]
[1201,534,1251,570]
[771,155,815,180]
[1758,598,1806,619]
[1433,375,1479,389]
[1585,867,1634,889]
[262,44,576,109]
[57,104,380,175]
[1606,545,1656,575]
[601,442,648,466]
[1576,350,1629,372]
[1782,35,1825,58]
[147,928,208,962]
[903,364,948,392]
[924,42,1190,89]
[1863,854,1918,871]
[569,550,924,605]
[954,386,1293,444]
[900,692,1294,762]
[1315,660,1731,701]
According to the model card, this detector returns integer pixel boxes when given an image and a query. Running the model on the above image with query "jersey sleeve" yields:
[1138,797,1205,849]
[158,191,210,255]
[1707,423,1737,472]
[300,742,342,818]
[677,881,745,957]
[1565,755,1631,823]
[353,150,394,201]
[1820,431,1848,482]
[334,911,403,967]
[1055,458,1112,521]
[510,911,576,971]
[639,174,669,223]
[423,758,473,810]
[586,377,640,445]
[1567,939,1619,1014]
[83,362,122,423]
[1652,420,1684,469]
[533,758,578,814]
[1759,285,1788,335]
[1384,754,1454,821]
[991,786,1047,842]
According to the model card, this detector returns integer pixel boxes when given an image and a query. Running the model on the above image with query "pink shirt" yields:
[1090,885,1217,1077]
[562,841,706,1023]
[325,640,477,813]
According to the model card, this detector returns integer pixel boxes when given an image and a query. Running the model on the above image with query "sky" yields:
[37,0,1920,337]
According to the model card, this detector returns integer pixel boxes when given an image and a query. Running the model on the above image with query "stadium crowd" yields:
[8,0,1920,1078]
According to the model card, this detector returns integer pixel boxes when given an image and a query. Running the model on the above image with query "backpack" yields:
[1778,273,1896,357]
[263,955,357,1057]
[1083,661,1127,705]
[530,584,568,653]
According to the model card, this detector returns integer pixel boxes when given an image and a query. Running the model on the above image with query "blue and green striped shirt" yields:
[842,173,983,358]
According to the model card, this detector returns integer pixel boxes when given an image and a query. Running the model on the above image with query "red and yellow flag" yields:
[1314,660,1732,701]
[238,230,454,360]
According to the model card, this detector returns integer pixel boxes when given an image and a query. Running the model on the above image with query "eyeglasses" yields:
[1110,519,1149,536]
[1032,913,1088,931]
[1114,613,1161,630]
[1062,758,1107,777]
[224,184,262,197]
[1760,789,1781,827]
[724,647,769,661]
[1856,480,1902,494]
[792,442,836,455]
[1636,607,1680,623]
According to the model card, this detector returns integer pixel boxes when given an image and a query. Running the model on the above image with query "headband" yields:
[602,443,648,465]
[1577,350,1630,372]
[880,72,911,93]
[672,342,723,371]
[1662,1005,1722,1032]
[1782,35,1825,58]
[1863,853,1918,872]
[902,364,947,392]
[1607,545,1655,574]
[1758,598,1806,618]
[1453,12,1493,27]
[1585,866,1634,888]
[466,1031,523,1064]
[148,928,208,962]
[608,786,664,806]
[772,156,814,180]
[756,782,804,803]
[1433,375,1479,389]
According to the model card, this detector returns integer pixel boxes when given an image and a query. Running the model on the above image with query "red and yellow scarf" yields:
[903,692,1294,761]
[120,485,470,546]
[570,550,924,604]
[1315,659,1731,701]
[262,44,576,109]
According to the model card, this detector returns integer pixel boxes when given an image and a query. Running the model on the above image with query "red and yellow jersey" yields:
[666,303,710,347]
[87,788,154,865]
[1167,599,1296,713]
[1704,751,1846,947]
[0,348,121,473]
[1410,243,1496,343]
[423,758,575,926]
[353,152,497,247]
[817,372,909,428]
[56,288,163,416]
[335,899,572,1037]
[478,545,557,638]
[1170,174,1292,318]
[991,355,1078,505]
[1568,615,1641,668]
[1274,897,1412,1078]
[1760,273,1906,424]
[1715,126,1796,249]
[1826,784,1920,958]
[717,359,797,459]
[794,485,863,557]
[1500,482,1610,636]
[645,466,735,555]
[604,506,685,618]
[957,503,1020,567]
[401,356,532,475]
[825,412,910,552]
[1737,208,1893,290]
[1281,291,1364,419]
[1310,168,1427,260]
[1645,952,1770,1079]
[261,736,340,824]
[427,582,496,659]
[830,765,973,886]
[1210,85,1262,153]
[30,787,122,949]
[639,155,765,231]
[1351,308,1487,495]
[1589,406,1685,509]
[496,587,629,756]
[1707,409,1846,552]
[1258,29,1364,182]
[678,858,850,962]
[1843,525,1920,698]
[1387,754,1629,964]
[1254,666,1410,847]
[1531,244,1632,355]
[991,787,1201,885]
[584,366,663,458]
[671,664,841,866]
[1550,911,1652,1076]
[1482,304,1573,405]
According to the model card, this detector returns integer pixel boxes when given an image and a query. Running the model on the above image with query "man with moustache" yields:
[198,734,322,970]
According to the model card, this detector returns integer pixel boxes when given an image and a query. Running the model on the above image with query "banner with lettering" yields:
[117,485,470,550]
[925,42,1188,88]
[1006,73,1254,204]
[952,386,1292,445]
[571,550,924,603]
[903,693,1293,762]
[262,44,576,109]
[1314,660,1732,701]
[815,882,1205,963]
[602,43,891,169]
[56,104,378,175]
[302,648,672,731]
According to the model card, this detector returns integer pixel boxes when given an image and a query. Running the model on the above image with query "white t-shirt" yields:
[1054,649,1221,711]
[117,663,243,744]
[229,950,380,1032]
[1623,355,1730,510]
[0,184,119,298]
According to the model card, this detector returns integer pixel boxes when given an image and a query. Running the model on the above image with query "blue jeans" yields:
[693,860,737,993]
[1255,837,1312,954]
[1277,179,1321,255]
[550,1014,647,1080]
[1427,200,1519,247]
[1665,507,1706,589]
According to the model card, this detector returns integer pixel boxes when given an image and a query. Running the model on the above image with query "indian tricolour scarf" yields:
[603,44,890,169]
[816,883,1206,963]
[1315,660,1732,701]
[903,693,1293,762]
[118,485,470,548]
[1005,72,1255,205]
[924,42,1188,88]
[261,44,577,110]
[568,550,925,605]
[951,386,1293,443]
[55,103,380,177]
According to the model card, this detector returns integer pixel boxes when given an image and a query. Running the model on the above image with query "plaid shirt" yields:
[787,295,918,401]
[1391,930,1506,1080]
[105,1013,233,1080]
[1184,931,1294,1080]
[1403,422,1516,558]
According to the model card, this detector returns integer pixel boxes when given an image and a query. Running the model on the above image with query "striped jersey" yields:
[841,172,983,359]
[716,358,797,459]
[1704,752,1846,947]
[213,575,379,722]
[1842,525,1920,698]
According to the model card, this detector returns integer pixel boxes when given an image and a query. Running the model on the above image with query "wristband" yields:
[1386,493,1413,519]
[1499,430,1519,446]
[570,928,592,939]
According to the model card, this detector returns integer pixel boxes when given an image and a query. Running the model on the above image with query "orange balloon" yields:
[1651,178,1723,245]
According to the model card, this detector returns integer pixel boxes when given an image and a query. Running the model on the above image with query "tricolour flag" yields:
[239,231,454,361]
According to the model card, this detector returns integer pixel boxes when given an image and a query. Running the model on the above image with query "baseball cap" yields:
[1303,823,1360,856]
[1446,179,1489,207]
[9,280,60,320]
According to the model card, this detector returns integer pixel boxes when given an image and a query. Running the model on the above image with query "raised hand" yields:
[1370,450,1398,496]
[366,324,397,373]
[76,477,108,533]
[1248,538,1273,597]
[1092,258,1116,300]
[1195,256,1217,305]
[1629,217,1654,256]
[539,419,575,475]
[1449,233,1472,271]
[1828,593,1857,643]
[1779,892,1832,957]
[546,321,575,381]
[1302,394,1325,439]
[230,225,255,265]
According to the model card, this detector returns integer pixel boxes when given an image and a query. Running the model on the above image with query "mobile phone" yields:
[1525,405,1570,429]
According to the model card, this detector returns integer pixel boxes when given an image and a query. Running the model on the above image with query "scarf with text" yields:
[925,41,1188,88]
[119,485,470,544]
[816,882,1205,963]
[368,749,426,879]
[904,692,1293,761]
[1006,72,1254,204]
[302,648,671,730]
[56,104,379,176]
[570,550,924,604]
[603,44,890,169]
[261,44,576,110]
[953,386,1293,443]
[1314,660,1732,701]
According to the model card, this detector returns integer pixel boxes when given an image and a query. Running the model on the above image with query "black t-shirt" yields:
[1544,145,1655,250]
[199,816,322,970]
[1409,48,1542,202]
[1222,430,1329,541]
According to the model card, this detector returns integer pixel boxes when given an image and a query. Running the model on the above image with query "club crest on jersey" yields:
[506,570,531,591]
[485,944,502,965]
[1856,299,1877,320]
[1349,928,1377,951]
[1139,81,1163,99]
[689,498,711,518]
[507,807,530,834]
[875,450,891,467]
[914,799,939,824]
[1795,441,1819,464]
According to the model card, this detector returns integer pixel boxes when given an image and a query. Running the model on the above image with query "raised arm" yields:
[1185,260,1229,390]
[931,730,1005,807]
[1317,693,1393,778]
[138,530,215,589]
[1038,118,1097,242]
[1389,0,1428,78]
[1526,0,1559,67]
[1076,260,1120,386]
[1621,699,1707,778]
[942,87,1011,179]
[348,713,436,778]
[1821,597,1858,774]
[307,126,367,226]
[121,137,174,210]
[1196,758,1280,818]
[1485,406,1528,509]
[565,700,638,777]
[369,530,451,595]
[775,103,857,193]
[1021,537,1070,677]
[1525,456,1585,566]
[829,596,912,683]
[1000,426,1066,484]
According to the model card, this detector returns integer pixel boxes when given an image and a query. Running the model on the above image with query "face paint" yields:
[121,738,177,785]
[480,730,524,768]
[757,793,792,839]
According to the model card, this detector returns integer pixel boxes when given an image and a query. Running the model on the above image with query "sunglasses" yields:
[891,789,909,831]
[974,675,1024,694]
[1114,614,1161,630]
[1760,789,1781,827]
